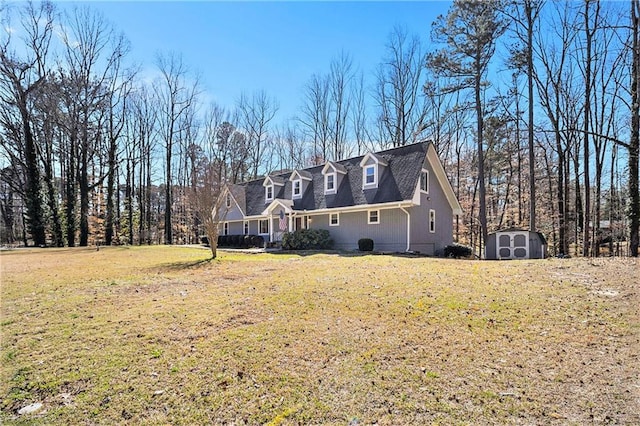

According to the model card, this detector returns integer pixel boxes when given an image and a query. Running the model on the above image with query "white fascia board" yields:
[261,199,294,216]
[411,179,421,205]
[359,152,388,167]
[322,162,347,175]
[263,176,285,187]
[289,170,313,181]
[426,144,463,216]
[300,200,415,216]
[243,200,415,220]
[222,186,246,216]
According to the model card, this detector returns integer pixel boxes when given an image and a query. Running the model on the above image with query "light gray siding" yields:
[311,208,407,252]
[220,201,245,221]
[409,160,454,255]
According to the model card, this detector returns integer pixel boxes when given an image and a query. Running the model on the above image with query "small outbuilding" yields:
[485,229,547,260]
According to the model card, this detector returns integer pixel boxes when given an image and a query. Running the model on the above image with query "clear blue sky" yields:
[68,1,452,121]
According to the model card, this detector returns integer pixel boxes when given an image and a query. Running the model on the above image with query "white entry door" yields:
[496,232,529,259]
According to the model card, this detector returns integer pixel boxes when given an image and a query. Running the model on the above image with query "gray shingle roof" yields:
[234,141,431,216]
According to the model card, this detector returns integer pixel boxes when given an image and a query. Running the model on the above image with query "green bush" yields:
[358,238,374,252]
[282,229,333,250]
[443,243,472,258]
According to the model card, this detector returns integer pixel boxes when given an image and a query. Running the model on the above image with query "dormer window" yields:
[289,170,312,200]
[325,173,335,193]
[263,175,285,203]
[360,152,388,190]
[292,179,301,199]
[321,161,346,195]
[365,165,376,185]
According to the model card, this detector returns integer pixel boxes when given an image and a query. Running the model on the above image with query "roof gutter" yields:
[238,199,415,220]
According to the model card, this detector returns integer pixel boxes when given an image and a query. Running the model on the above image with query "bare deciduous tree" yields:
[154,52,199,244]
[375,25,425,148]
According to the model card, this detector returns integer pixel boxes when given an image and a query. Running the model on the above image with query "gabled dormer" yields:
[289,170,313,200]
[360,152,388,190]
[263,175,285,202]
[321,161,347,195]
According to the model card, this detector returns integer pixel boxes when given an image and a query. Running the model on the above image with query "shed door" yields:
[496,232,529,259]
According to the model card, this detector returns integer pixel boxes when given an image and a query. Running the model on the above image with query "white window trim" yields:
[265,185,274,201]
[225,193,232,208]
[363,165,377,188]
[259,219,269,235]
[292,179,302,199]
[368,210,380,225]
[329,212,340,226]
[223,222,229,236]
[325,173,336,194]
[421,169,429,194]
[429,209,436,233]
[243,221,249,235]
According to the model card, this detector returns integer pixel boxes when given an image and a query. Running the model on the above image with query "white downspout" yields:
[400,206,410,252]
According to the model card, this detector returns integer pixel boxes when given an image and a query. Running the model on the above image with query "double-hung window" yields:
[265,185,274,201]
[368,210,380,224]
[329,213,339,226]
[325,173,335,193]
[365,165,376,185]
[292,179,301,198]
[421,169,429,193]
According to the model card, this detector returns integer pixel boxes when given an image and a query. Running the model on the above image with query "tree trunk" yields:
[65,133,77,247]
[105,136,117,245]
[629,0,640,257]
[526,0,536,232]
[79,131,90,247]
[583,0,593,257]
[475,71,488,244]
[165,137,173,245]
[19,94,47,246]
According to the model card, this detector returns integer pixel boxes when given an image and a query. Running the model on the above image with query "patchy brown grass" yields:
[1,246,638,425]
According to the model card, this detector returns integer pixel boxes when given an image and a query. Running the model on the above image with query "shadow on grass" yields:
[152,257,215,272]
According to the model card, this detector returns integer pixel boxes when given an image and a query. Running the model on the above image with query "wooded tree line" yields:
[1,0,638,257]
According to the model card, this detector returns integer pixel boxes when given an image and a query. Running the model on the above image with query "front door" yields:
[496,232,529,259]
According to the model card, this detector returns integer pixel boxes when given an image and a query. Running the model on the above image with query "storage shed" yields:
[485,229,547,260]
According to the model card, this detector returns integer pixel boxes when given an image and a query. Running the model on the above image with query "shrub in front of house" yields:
[282,229,333,250]
[358,238,374,252]
[217,235,264,249]
[444,243,472,258]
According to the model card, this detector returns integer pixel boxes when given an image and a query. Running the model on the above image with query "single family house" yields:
[218,141,462,254]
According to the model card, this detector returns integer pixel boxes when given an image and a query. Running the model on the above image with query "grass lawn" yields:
[1,246,639,425]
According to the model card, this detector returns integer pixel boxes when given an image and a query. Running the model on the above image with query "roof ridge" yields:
[241,140,431,183]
